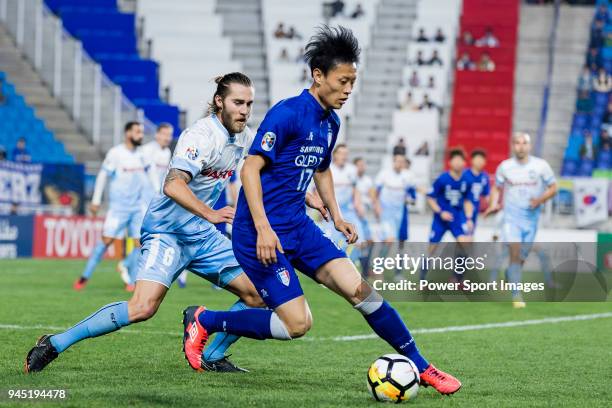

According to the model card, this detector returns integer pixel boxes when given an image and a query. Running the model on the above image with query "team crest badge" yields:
[186,146,199,160]
[261,132,276,151]
[276,268,290,287]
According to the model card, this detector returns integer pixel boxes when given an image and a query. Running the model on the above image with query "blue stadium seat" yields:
[561,159,578,176]
[578,159,594,176]
[45,0,116,14]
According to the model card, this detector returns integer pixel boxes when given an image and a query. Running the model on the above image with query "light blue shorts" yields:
[136,229,243,288]
[102,208,144,239]
[502,219,537,260]
[379,206,403,241]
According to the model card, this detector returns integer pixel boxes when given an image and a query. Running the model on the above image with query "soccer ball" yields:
[366,354,420,403]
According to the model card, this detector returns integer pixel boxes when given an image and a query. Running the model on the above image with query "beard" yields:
[130,137,143,146]
[221,109,247,134]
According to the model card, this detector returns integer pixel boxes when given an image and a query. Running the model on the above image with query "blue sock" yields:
[82,242,107,279]
[50,301,130,353]
[357,299,429,372]
[198,308,273,340]
[203,300,249,362]
[507,262,522,297]
[125,248,141,284]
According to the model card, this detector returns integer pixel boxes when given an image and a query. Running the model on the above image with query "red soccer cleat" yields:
[73,277,88,291]
[420,364,462,395]
[182,306,209,372]
[124,283,135,292]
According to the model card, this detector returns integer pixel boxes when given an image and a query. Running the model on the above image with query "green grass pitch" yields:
[1,259,611,407]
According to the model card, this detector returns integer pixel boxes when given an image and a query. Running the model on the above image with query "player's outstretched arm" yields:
[163,168,234,224]
[241,155,284,265]
[314,168,358,244]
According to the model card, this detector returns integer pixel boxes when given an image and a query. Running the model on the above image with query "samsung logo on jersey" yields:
[300,145,324,154]
[201,168,234,179]
[295,155,323,167]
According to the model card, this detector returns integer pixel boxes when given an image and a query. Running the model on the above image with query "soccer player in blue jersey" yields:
[73,122,159,292]
[463,149,490,234]
[182,26,461,394]
[25,73,331,373]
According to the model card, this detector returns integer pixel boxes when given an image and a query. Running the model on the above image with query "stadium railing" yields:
[0,0,157,153]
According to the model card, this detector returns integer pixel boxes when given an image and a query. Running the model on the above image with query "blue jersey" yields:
[463,169,490,208]
[427,171,469,214]
[234,89,339,232]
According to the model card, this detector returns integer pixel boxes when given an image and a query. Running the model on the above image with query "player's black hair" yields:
[448,147,466,160]
[156,122,173,132]
[333,143,348,154]
[471,148,487,159]
[208,72,253,114]
[304,25,361,75]
[124,121,141,133]
[353,156,364,165]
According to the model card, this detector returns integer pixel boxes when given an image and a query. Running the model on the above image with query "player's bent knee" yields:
[285,319,311,338]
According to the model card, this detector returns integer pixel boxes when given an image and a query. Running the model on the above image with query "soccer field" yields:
[1,259,611,407]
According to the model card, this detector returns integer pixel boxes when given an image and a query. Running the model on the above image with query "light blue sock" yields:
[125,248,141,284]
[81,242,107,279]
[537,249,553,283]
[506,263,522,297]
[203,300,249,362]
[50,301,130,353]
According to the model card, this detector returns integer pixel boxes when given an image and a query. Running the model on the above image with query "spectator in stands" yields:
[600,129,612,148]
[475,27,500,48]
[593,68,612,92]
[408,71,420,87]
[274,22,287,38]
[426,76,436,89]
[598,142,611,167]
[477,52,496,72]
[0,145,6,161]
[12,137,31,163]
[286,26,302,40]
[0,76,5,105]
[416,28,429,42]
[434,28,446,43]
[428,50,443,66]
[580,130,596,161]
[295,47,306,63]
[590,19,605,49]
[576,90,593,113]
[419,94,437,110]
[278,48,290,62]
[587,47,602,70]
[415,50,426,66]
[456,51,476,71]
[577,65,593,92]
[393,138,407,157]
[299,67,310,85]
[350,3,364,19]
[415,141,430,156]
[594,4,609,24]
[329,0,345,17]
[461,30,475,46]
[400,91,418,111]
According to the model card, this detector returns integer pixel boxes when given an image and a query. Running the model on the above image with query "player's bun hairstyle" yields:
[304,25,361,75]
[471,148,487,158]
[448,147,466,160]
[208,72,253,114]
[124,121,141,133]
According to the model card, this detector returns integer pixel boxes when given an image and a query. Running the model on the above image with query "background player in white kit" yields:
[486,132,557,308]
[354,157,376,275]
[73,122,159,291]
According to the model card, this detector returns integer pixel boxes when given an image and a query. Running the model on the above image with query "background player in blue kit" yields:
[463,149,490,235]
[182,26,461,395]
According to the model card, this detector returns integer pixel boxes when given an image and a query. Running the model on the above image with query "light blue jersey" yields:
[375,167,416,240]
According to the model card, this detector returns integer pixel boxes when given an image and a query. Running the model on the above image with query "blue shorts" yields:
[502,218,537,259]
[429,212,469,243]
[232,217,346,309]
[136,227,243,288]
[103,208,144,239]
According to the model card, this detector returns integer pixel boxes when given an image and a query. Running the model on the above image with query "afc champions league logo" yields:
[276,267,291,286]
[186,146,199,160]
[261,132,276,152]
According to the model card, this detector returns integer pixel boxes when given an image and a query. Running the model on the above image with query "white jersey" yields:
[356,173,374,211]
[330,162,357,211]
[375,168,415,213]
[495,156,555,223]
[142,115,253,237]
[141,140,171,188]
[93,143,157,211]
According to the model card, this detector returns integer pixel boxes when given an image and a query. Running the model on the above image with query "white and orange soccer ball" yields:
[367,354,420,403]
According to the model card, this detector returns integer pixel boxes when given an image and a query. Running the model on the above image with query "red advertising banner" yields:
[33,215,122,259]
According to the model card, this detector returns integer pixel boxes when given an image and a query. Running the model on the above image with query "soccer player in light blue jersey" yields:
[25,73,333,373]
[73,122,159,291]
[486,132,557,308]
[181,26,462,394]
